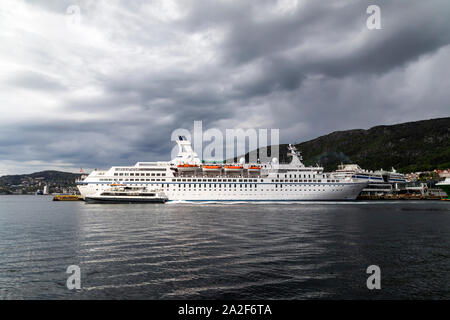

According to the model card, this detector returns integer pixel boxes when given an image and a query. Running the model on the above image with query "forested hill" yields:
[242,117,450,173]
[0,170,82,186]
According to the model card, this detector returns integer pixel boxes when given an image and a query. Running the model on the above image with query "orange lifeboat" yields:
[224,165,244,172]
[247,165,261,171]
[202,165,222,172]
[177,164,199,171]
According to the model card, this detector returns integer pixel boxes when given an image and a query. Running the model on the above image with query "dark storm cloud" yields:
[1,0,450,174]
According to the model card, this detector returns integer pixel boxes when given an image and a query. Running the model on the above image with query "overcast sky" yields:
[1,0,449,174]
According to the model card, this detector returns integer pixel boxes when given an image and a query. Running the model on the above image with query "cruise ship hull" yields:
[78,182,367,202]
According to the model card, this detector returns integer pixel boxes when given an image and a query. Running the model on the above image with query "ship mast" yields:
[287,144,305,167]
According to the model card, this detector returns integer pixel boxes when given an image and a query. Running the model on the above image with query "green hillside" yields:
[243,117,450,173]
[0,170,82,186]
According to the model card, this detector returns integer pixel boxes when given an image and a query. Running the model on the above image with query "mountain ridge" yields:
[241,117,450,173]
[0,170,82,186]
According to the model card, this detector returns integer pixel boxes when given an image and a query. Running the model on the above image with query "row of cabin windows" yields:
[276,174,326,179]
[178,184,258,188]
[106,178,341,184]
[111,174,332,180]
[126,178,165,181]
[94,183,343,192]
[174,178,261,182]
[115,168,166,171]
[112,173,328,179]
[96,183,336,189]
[114,172,166,177]
[272,179,339,183]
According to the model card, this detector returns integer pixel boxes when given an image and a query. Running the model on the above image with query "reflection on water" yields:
[0,195,449,299]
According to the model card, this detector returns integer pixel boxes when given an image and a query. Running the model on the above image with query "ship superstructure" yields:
[77,137,368,201]
[332,164,407,196]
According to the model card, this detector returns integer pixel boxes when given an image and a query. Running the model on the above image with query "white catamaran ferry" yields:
[77,137,368,202]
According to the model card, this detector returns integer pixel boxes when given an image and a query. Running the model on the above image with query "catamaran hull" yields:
[85,196,167,204]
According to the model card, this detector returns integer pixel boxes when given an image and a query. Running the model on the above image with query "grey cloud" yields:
[8,71,66,91]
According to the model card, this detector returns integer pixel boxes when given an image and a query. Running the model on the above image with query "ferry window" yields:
[130,173,134,176]
[146,173,150,176]
[156,179,160,181]
[162,173,166,176]
[151,173,155,176]
[114,173,118,176]
[130,179,134,181]
[157,173,161,176]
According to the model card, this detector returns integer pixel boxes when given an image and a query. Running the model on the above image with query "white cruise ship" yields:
[77,137,368,202]
[332,164,407,196]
